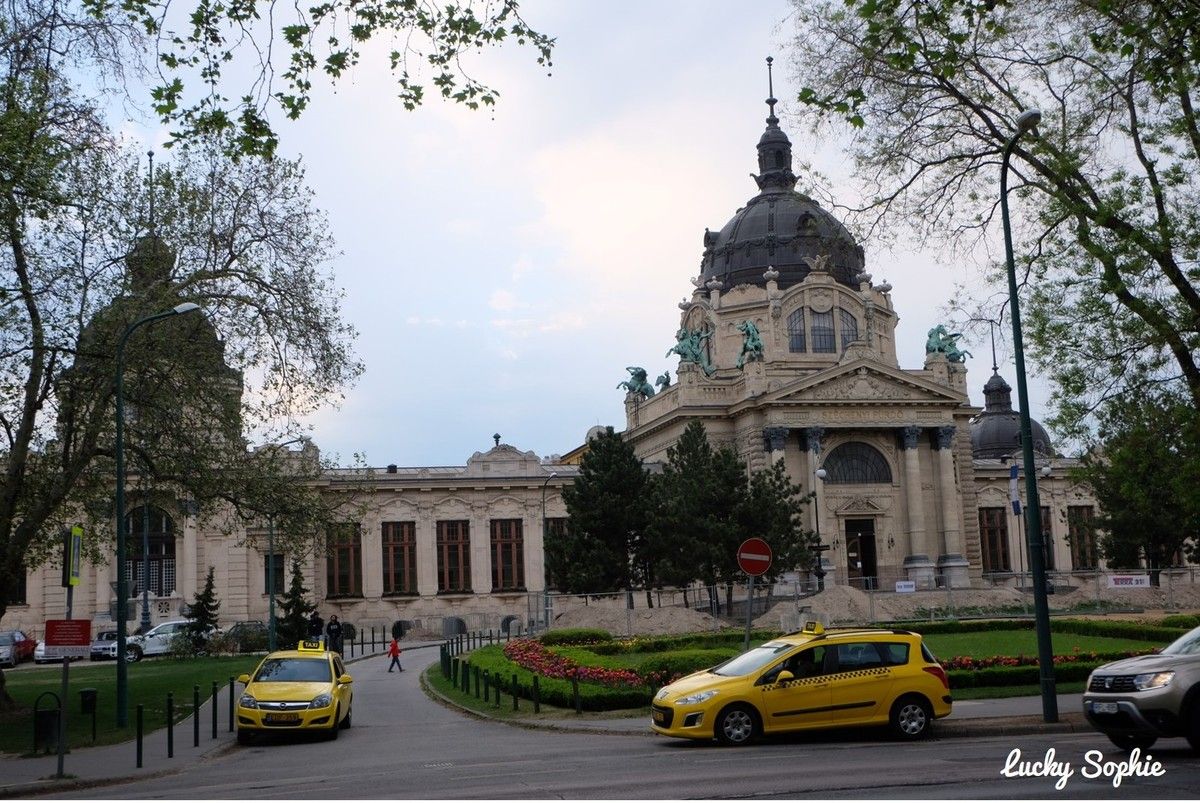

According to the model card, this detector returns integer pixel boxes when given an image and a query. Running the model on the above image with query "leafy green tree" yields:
[277,559,317,648]
[548,427,650,595]
[785,0,1200,438]
[740,459,818,583]
[1078,393,1200,577]
[185,566,222,644]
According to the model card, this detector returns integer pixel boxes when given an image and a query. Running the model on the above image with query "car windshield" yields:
[0,633,14,645]
[95,632,117,641]
[711,641,796,676]
[254,657,332,683]
[1161,626,1200,656]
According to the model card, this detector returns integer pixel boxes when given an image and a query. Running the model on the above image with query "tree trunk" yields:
[725,582,734,618]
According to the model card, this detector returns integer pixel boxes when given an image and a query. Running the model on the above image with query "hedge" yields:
[539,628,613,647]
[452,645,650,710]
[949,661,1097,688]
[636,649,739,686]
[1159,614,1200,629]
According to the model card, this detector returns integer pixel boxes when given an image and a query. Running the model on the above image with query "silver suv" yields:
[1083,624,1200,753]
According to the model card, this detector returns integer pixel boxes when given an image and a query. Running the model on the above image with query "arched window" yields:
[124,505,177,597]
[840,309,859,350]
[787,308,806,352]
[811,310,835,352]
[823,442,892,484]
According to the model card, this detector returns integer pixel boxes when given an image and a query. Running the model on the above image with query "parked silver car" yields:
[1083,624,1200,753]
[90,630,119,661]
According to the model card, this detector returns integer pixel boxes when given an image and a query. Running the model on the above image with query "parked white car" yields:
[127,620,193,661]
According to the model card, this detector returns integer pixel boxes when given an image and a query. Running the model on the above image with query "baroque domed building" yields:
[621,72,1104,591]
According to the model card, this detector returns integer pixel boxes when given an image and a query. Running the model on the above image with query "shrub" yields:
[1157,614,1200,629]
[540,628,612,647]
[948,661,1097,688]
[460,645,650,711]
[637,649,738,687]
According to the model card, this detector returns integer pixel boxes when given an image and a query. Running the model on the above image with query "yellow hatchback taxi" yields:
[235,641,353,743]
[651,623,951,745]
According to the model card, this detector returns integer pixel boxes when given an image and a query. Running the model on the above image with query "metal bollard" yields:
[474,666,481,698]
[136,704,144,768]
[572,677,581,714]
[228,677,234,732]
[167,692,174,757]
[482,670,489,701]
[533,676,540,714]
[211,681,218,739]
[512,674,519,711]
[193,685,200,747]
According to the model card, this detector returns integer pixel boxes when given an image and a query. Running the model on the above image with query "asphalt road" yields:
[42,654,1200,800]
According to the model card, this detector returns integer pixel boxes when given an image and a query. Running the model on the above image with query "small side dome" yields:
[969,371,1054,459]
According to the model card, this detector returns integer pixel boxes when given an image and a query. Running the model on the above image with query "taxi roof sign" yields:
[298,639,325,652]
[801,621,825,635]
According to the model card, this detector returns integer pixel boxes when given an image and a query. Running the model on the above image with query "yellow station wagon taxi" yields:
[651,623,951,745]
[235,641,353,743]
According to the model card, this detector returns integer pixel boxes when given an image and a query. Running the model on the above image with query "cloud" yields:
[489,289,521,312]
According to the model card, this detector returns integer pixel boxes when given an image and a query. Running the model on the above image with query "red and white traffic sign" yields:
[737,537,772,576]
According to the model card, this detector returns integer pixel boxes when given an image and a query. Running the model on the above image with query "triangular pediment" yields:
[764,358,966,405]
[835,496,888,514]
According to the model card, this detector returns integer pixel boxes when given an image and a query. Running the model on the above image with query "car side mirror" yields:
[775,670,795,683]
[339,674,353,684]
[236,673,250,684]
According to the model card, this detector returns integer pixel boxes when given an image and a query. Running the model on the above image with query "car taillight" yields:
[923,664,949,689]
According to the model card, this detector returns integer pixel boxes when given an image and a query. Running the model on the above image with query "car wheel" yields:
[236,729,253,745]
[340,706,352,730]
[1108,733,1157,752]
[890,695,932,740]
[714,703,759,746]
[126,646,142,663]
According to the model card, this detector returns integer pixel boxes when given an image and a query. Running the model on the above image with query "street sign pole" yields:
[744,573,754,652]
[737,538,773,652]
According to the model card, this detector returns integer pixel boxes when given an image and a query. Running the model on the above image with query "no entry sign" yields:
[737,537,773,576]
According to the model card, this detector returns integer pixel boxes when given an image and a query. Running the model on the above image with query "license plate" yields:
[265,713,300,723]
[1091,702,1118,714]
[652,710,665,723]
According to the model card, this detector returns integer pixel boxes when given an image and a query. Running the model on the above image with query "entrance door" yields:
[844,519,878,590]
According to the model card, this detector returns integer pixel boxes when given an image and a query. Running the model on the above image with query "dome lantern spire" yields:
[754,56,797,192]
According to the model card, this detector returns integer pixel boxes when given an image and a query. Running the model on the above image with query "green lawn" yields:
[922,631,1158,659]
[0,655,261,755]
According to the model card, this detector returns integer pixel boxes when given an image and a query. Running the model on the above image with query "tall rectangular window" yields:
[5,565,25,605]
[382,521,417,595]
[490,519,525,591]
[787,309,806,352]
[1068,505,1098,570]
[839,309,859,351]
[1039,506,1055,571]
[325,523,363,598]
[978,507,1010,573]
[263,553,284,595]
[811,310,836,352]
[437,520,471,593]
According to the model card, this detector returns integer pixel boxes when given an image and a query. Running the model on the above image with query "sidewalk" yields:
[0,641,413,799]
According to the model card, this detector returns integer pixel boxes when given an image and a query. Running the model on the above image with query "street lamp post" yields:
[267,513,277,652]
[812,467,827,591]
[115,301,201,727]
[541,472,558,630]
[1000,108,1057,722]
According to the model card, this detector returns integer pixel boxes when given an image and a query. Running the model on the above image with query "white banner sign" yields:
[1107,574,1151,589]
[895,580,916,593]
[42,644,88,658]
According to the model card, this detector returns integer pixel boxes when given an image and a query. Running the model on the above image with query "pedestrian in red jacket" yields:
[387,638,403,672]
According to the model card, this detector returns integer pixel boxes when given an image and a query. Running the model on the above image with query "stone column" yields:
[901,425,935,588]
[181,508,198,601]
[470,502,490,595]
[361,515,383,601]
[934,425,970,588]
[416,504,437,598]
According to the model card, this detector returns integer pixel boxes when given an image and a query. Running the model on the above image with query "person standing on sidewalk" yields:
[307,610,324,644]
[326,615,344,654]
[386,637,403,672]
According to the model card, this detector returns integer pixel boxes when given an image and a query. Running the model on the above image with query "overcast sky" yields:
[242,0,1052,468]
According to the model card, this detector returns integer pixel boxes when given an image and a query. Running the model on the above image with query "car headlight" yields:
[239,694,258,709]
[655,688,669,701]
[0,647,11,658]
[675,690,719,706]
[309,693,333,709]
[1133,671,1174,690]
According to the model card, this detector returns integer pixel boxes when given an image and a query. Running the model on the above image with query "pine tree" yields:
[277,559,317,647]
[185,567,221,645]
[548,427,650,594]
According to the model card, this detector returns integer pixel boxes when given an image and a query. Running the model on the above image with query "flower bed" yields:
[503,638,646,687]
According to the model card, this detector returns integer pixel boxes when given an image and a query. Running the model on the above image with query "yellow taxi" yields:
[651,622,951,745]
[235,640,353,743]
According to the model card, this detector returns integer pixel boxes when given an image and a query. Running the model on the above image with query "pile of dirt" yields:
[1055,577,1200,612]
[549,604,720,637]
